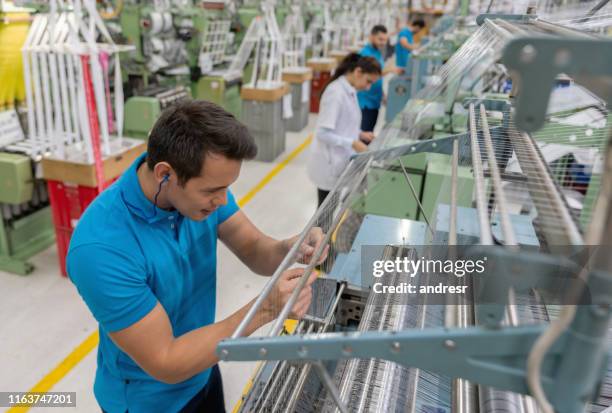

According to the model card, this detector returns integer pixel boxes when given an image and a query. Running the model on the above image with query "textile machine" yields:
[218,11,612,413]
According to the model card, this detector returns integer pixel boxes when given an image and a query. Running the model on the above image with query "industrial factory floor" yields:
[0,105,388,412]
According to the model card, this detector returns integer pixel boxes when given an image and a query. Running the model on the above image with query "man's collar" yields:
[366,43,380,54]
[120,152,181,224]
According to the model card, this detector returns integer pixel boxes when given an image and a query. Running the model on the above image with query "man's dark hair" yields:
[411,18,426,30]
[370,24,388,35]
[146,100,257,185]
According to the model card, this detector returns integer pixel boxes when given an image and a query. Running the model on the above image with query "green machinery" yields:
[234,0,290,45]
[191,2,243,118]
[106,0,241,137]
[124,85,191,139]
[0,110,55,275]
[353,152,474,224]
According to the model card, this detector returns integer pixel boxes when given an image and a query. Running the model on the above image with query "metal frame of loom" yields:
[219,16,612,413]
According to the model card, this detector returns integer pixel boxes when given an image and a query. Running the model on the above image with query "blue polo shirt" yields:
[67,153,239,413]
[395,28,414,68]
[357,43,384,110]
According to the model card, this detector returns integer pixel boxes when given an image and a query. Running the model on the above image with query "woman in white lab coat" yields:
[307,53,382,206]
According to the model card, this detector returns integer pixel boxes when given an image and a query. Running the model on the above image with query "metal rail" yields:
[397,157,435,238]
[231,159,363,339]
[468,103,494,245]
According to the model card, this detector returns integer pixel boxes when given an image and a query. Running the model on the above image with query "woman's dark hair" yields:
[322,53,382,95]
[146,100,257,186]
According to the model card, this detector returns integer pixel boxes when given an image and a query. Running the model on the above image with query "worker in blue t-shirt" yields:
[358,24,403,132]
[67,100,327,413]
[395,18,426,70]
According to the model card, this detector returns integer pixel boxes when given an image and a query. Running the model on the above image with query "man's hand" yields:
[260,268,318,321]
[359,131,375,143]
[285,227,329,266]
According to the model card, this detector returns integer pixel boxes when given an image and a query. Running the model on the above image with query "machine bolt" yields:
[259,348,267,357]
[444,339,457,350]
[520,44,537,64]
[298,346,308,358]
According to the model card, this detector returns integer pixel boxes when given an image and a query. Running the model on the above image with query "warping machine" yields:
[218,11,612,413]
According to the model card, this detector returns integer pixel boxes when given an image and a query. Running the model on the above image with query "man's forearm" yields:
[251,236,290,275]
[159,299,270,384]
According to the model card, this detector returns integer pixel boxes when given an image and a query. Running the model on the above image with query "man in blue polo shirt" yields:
[358,24,403,132]
[67,100,324,413]
[395,18,426,70]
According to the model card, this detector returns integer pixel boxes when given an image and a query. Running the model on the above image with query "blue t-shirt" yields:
[395,28,414,68]
[357,44,384,110]
[67,153,239,413]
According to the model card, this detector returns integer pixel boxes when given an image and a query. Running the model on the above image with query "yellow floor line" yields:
[6,332,99,413]
[7,134,313,413]
[238,134,312,207]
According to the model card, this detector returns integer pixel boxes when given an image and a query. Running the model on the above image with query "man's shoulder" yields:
[68,183,139,252]
[360,44,375,55]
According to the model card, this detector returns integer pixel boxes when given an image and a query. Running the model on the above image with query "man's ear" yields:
[153,162,174,183]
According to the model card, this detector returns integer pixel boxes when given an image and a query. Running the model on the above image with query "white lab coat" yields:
[307,76,362,191]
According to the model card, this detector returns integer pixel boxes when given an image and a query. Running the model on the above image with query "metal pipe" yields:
[268,159,373,338]
[254,321,307,411]
[478,105,517,247]
[448,138,479,413]
[231,160,359,339]
[313,361,349,413]
[468,103,493,245]
[512,130,583,246]
[398,157,435,238]
[449,139,459,246]
[495,18,531,36]
[532,19,595,39]
[579,0,611,23]
[270,325,315,412]
[283,283,346,413]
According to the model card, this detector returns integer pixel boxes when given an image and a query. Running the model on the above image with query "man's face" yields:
[168,153,241,221]
[370,31,388,51]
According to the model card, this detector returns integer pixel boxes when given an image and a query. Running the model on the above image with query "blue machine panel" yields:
[327,214,427,287]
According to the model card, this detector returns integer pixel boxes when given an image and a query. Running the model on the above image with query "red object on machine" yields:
[80,54,105,194]
[309,70,332,113]
[49,56,111,276]
[47,181,115,276]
